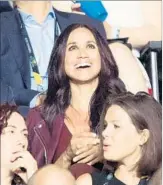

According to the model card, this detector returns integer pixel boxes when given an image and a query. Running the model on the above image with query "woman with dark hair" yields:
[27,23,126,178]
[0,104,37,185]
[76,92,162,185]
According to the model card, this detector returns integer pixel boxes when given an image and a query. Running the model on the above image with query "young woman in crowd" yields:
[0,104,37,185]
[27,23,126,178]
[76,92,162,185]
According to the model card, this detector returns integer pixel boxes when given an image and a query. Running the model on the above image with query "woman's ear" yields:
[139,129,150,146]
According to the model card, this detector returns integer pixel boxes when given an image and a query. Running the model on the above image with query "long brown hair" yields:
[42,23,126,130]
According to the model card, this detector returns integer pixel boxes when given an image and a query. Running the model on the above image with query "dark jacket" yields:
[0,1,12,13]
[0,8,106,107]
[26,108,65,167]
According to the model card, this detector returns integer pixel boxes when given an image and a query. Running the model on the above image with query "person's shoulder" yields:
[76,173,92,185]
[28,106,42,117]
[1,9,18,29]
[26,106,43,124]
[0,9,15,20]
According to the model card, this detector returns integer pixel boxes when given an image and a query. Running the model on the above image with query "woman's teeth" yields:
[75,62,91,69]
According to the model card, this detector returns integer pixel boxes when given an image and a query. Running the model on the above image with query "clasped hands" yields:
[66,132,103,165]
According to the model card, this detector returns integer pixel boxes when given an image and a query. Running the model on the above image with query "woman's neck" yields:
[115,165,140,185]
[115,148,141,185]
[16,1,51,23]
[1,168,13,185]
[70,79,99,113]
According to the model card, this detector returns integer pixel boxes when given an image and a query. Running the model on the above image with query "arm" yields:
[103,1,161,47]
[54,146,72,169]
[76,173,92,185]
[0,80,15,104]
[0,78,39,106]
[109,42,148,94]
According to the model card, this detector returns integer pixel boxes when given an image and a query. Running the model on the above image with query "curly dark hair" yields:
[0,103,26,185]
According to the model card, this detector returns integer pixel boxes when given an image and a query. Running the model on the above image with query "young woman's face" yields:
[1,112,28,168]
[64,27,101,83]
[102,105,142,164]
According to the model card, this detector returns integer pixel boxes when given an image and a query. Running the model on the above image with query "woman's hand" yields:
[73,142,103,165]
[66,132,100,160]
[10,151,38,182]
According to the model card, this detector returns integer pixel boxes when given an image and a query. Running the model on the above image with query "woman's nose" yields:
[102,125,113,138]
[78,48,88,58]
[16,135,26,150]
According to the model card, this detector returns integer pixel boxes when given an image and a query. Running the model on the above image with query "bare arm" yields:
[76,173,92,185]
[104,1,161,47]
[109,42,148,94]
[54,147,72,169]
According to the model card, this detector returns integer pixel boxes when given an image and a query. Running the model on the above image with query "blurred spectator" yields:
[0,104,37,185]
[28,164,75,185]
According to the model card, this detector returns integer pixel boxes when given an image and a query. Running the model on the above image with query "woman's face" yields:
[64,27,101,83]
[1,112,28,168]
[102,105,142,164]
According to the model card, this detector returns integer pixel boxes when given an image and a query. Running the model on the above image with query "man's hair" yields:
[0,103,18,134]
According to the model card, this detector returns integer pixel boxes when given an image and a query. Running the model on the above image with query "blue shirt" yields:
[19,7,56,107]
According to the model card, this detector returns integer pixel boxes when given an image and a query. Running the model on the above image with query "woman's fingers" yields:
[75,131,97,138]
[76,145,93,155]
[73,145,93,162]
[73,144,100,163]
[11,151,37,176]
[11,157,25,172]
[87,157,101,166]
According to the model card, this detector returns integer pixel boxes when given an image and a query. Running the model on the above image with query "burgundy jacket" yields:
[27,108,102,178]
[26,108,65,167]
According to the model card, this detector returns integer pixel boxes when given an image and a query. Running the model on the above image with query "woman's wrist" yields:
[65,145,74,162]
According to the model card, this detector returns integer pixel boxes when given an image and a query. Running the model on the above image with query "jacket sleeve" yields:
[0,78,38,106]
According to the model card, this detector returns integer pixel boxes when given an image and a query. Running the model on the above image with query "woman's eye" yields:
[114,124,120,129]
[9,130,15,134]
[103,124,107,130]
[103,120,108,129]
[24,133,28,137]
[87,44,95,49]
[68,45,77,51]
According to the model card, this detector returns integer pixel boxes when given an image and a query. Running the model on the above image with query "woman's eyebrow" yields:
[87,41,96,44]
[7,125,16,129]
[21,128,28,132]
[67,42,76,46]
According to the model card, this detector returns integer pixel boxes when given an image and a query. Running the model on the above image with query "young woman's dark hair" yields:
[42,23,126,130]
[100,92,162,177]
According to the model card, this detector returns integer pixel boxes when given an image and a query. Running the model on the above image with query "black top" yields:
[91,171,149,185]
